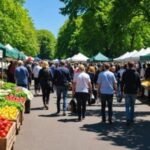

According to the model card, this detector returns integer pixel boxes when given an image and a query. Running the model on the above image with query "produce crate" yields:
[0,122,16,150]
[19,110,24,125]
[19,99,26,125]
[11,112,21,135]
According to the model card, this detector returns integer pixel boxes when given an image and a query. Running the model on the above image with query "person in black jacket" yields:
[38,61,53,110]
[145,64,150,80]
[121,61,141,125]
[53,60,71,115]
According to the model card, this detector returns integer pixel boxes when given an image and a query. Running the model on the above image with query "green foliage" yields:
[37,30,56,59]
[0,0,38,56]
[58,0,150,58]
[56,18,83,58]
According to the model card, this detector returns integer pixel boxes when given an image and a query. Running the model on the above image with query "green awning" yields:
[140,53,150,61]
[0,43,20,59]
[89,52,110,62]
[18,51,26,60]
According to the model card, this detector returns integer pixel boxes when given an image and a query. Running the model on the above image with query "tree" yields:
[59,0,150,58]
[37,30,56,59]
[56,18,83,58]
[0,0,38,56]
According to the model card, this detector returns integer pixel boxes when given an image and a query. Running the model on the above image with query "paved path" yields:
[14,91,150,150]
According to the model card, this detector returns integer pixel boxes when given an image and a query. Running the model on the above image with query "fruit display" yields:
[5,94,26,104]
[141,80,150,88]
[0,117,13,138]
[0,97,23,111]
[0,106,19,120]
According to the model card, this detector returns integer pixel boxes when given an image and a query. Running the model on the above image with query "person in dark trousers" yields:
[7,61,17,83]
[14,60,29,88]
[53,60,71,115]
[145,64,150,80]
[38,61,53,110]
[97,63,117,124]
[72,64,92,121]
[121,61,141,126]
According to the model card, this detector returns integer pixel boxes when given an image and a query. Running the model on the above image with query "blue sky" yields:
[24,0,68,38]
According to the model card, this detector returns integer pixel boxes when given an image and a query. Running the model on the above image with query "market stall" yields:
[0,81,33,150]
[89,52,110,62]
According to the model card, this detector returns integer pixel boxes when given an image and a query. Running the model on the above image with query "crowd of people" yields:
[5,59,150,125]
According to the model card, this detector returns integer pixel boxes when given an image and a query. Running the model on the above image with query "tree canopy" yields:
[37,30,56,59]
[58,0,150,58]
[0,0,38,56]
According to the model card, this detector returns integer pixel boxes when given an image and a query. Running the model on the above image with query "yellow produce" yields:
[0,106,19,120]
[141,80,150,87]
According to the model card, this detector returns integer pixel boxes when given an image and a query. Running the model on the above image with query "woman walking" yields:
[72,64,92,121]
[38,61,53,110]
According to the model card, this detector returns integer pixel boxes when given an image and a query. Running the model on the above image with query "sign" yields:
[0,50,3,58]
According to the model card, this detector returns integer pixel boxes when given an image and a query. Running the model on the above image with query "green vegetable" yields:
[0,97,23,111]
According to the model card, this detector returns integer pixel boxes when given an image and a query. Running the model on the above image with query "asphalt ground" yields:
[14,90,150,150]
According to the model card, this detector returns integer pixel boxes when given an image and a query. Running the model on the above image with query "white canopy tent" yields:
[52,59,59,63]
[130,48,150,61]
[114,48,150,62]
[114,50,138,62]
[114,52,130,62]
[70,53,89,62]
[124,50,138,61]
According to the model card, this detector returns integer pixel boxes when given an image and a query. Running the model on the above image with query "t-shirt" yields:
[32,65,41,78]
[97,70,117,94]
[15,66,29,85]
[73,72,91,93]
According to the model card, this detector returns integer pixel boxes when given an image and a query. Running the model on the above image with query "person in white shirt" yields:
[72,64,92,121]
[32,62,42,95]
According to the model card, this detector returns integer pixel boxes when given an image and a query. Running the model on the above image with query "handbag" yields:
[67,98,77,113]
[47,80,53,89]
[90,93,96,104]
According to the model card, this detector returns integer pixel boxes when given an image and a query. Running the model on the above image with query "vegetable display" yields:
[1,82,16,90]
[0,97,23,111]
[5,94,26,104]
[0,117,13,138]
[0,106,19,120]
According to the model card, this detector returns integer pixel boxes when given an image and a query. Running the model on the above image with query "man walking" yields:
[14,60,29,88]
[54,61,71,115]
[121,61,141,125]
[97,63,117,124]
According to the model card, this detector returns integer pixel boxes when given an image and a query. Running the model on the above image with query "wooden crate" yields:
[0,122,16,150]
[11,112,21,135]
[19,110,24,125]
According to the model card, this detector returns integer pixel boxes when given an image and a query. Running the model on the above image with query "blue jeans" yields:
[56,86,68,113]
[125,94,136,122]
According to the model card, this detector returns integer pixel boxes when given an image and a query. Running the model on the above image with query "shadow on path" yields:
[30,107,44,111]
[38,113,60,117]
[58,118,77,123]
[81,115,150,150]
